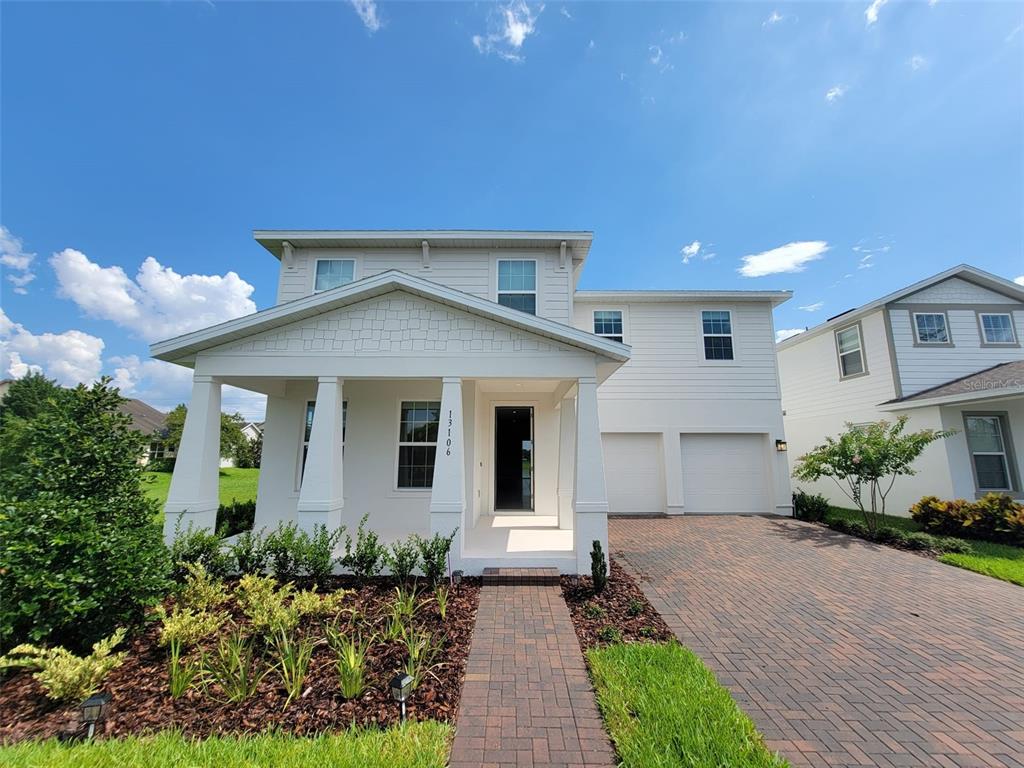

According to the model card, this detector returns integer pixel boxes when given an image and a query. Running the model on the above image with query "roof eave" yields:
[878,386,1024,411]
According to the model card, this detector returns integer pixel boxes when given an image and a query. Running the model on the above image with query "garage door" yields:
[602,433,665,515]
[680,434,768,514]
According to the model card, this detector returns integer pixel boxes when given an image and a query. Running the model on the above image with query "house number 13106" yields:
[446,410,453,456]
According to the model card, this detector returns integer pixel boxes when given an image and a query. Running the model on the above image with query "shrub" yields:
[200,628,269,703]
[169,519,232,582]
[583,602,607,619]
[265,522,307,584]
[415,530,457,585]
[326,623,372,700]
[936,536,973,554]
[340,515,385,581]
[904,531,939,551]
[874,527,909,547]
[177,562,230,612]
[157,605,229,649]
[302,524,343,586]
[401,626,442,688]
[597,626,622,643]
[272,629,314,708]
[384,536,420,583]
[230,528,268,575]
[830,518,869,539]
[0,629,126,702]
[591,540,608,594]
[792,489,830,522]
[626,599,644,617]
[216,499,256,538]
[910,493,1024,547]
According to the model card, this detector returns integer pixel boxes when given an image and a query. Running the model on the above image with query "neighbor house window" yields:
[913,313,949,344]
[593,310,624,342]
[497,260,537,314]
[301,400,347,477]
[397,401,440,489]
[965,415,1013,491]
[979,313,1016,345]
[148,442,165,461]
[314,259,355,292]
[701,310,733,360]
[835,324,865,378]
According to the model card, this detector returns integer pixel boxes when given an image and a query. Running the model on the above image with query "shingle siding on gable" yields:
[893,276,1018,305]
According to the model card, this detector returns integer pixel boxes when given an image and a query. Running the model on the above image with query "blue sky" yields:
[2,0,1022,419]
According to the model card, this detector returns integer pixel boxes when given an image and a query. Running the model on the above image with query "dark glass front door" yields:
[494,406,534,510]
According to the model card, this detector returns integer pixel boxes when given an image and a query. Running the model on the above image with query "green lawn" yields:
[142,468,260,509]
[826,506,1024,587]
[0,723,451,768]
[587,642,789,768]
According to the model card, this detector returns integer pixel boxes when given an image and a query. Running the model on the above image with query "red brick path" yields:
[448,583,615,768]
[610,515,1024,768]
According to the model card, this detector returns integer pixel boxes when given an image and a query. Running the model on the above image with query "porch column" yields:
[574,376,609,573]
[556,394,576,530]
[163,375,222,542]
[430,377,465,572]
[297,377,344,534]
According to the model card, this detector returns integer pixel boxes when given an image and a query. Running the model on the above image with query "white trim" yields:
[489,401,538,513]
[835,323,866,379]
[965,415,1012,492]
[698,308,737,365]
[495,257,539,316]
[577,290,791,306]
[592,308,626,343]
[978,312,1018,345]
[311,257,360,294]
[394,398,441,492]
[912,311,950,345]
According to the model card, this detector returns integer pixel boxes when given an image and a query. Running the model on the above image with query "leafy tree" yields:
[0,373,68,488]
[792,417,952,533]
[163,404,248,461]
[0,379,169,652]
[234,432,262,469]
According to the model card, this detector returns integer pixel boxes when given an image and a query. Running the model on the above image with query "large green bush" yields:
[792,489,830,522]
[910,493,1024,546]
[0,380,170,652]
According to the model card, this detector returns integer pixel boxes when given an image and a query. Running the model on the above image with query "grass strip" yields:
[587,641,789,768]
[939,540,1024,587]
[0,722,452,768]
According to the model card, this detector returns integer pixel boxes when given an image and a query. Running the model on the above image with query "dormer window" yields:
[314,259,355,292]
[913,312,950,345]
[497,259,537,314]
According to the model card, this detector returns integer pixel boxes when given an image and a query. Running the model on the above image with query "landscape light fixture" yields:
[390,673,414,723]
[79,692,111,738]
[775,439,788,452]
[451,570,463,588]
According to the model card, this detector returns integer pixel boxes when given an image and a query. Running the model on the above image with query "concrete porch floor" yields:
[463,515,574,559]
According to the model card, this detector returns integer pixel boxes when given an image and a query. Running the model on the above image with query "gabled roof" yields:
[777,264,1024,350]
[576,289,791,306]
[118,398,168,436]
[151,270,631,366]
[879,360,1024,410]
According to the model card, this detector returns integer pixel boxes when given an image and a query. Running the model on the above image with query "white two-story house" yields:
[153,230,792,574]
[778,265,1024,515]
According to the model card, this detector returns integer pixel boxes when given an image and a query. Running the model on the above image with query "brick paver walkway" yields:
[449,582,615,768]
[611,515,1024,768]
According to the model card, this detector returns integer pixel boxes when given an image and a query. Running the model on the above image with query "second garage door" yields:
[680,434,769,514]
[602,433,665,515]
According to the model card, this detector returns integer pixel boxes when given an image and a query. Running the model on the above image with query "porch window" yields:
[301,400,347,477]
[701,310,733,360]
[913,312,949,344]
[397,401,440,489]
[979,313,1016,345]
[497,260,537,315]
[835,324,865,378]
[965,415,1013,491]
[593,310,623,342]
[314,259,355,292]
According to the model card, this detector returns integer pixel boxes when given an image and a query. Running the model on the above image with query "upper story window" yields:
[913,312,950,344]
[835,324,865,378]
[314,259,356,292]
[979,313,1016,345]
[593,310,624,342]
[301,400,347,477]
[701,310,734,360]
[397,401,440,489]
[497,260,537,315]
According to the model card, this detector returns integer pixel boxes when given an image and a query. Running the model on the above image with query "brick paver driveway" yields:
[610,515,1024,768]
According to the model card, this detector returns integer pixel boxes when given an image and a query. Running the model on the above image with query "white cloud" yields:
[0,226,37,295]
[776,328,805,343]
[472,1,542,62]
[648,44,662,65]
[738,241,829,278]
[560,6,571,19]
[763,10,784,27]
[825,85,846,103]
[0,308,105,386]
[588,39,595,49]
[680,240,716,265]
[51,249,256,343]
[349,0,382,33]
[909,54,928,71]
[1014,275,1024,286]
[1008,24,1023,43]
[865,0,888,25]
[798,301,824,312]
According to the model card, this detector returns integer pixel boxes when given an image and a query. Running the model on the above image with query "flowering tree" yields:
[792,417,952,533]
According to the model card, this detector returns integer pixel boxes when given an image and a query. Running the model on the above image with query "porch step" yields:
[481,567,561,586]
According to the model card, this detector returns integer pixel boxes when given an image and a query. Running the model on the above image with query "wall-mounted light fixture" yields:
[775,439,788,452]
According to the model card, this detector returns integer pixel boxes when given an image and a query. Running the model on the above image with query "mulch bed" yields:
[0,577,480,743]
[561,558,673,654]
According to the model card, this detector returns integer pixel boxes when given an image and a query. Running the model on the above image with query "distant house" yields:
[117,398,174,465]
[241,421,264,443]
[0,379,14,402]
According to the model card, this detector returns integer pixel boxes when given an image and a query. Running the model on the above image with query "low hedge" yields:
[216,499,256,538]
[827,517,972,555]
[910,493,1024,547]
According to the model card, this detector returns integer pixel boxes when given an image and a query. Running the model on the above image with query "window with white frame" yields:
[301,400,347,477]
[965,415,1013,491]
[313,259,355,292]
[397,401,440,489]
[497,260,537,315]
[835,324,865,378]
[148,441,166,462]
[913,312,949,344]
[701,310,733,360]
[979,313,1016,344]
[593,310,623,342]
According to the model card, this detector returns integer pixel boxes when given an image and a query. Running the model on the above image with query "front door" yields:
[494,406,534,511]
